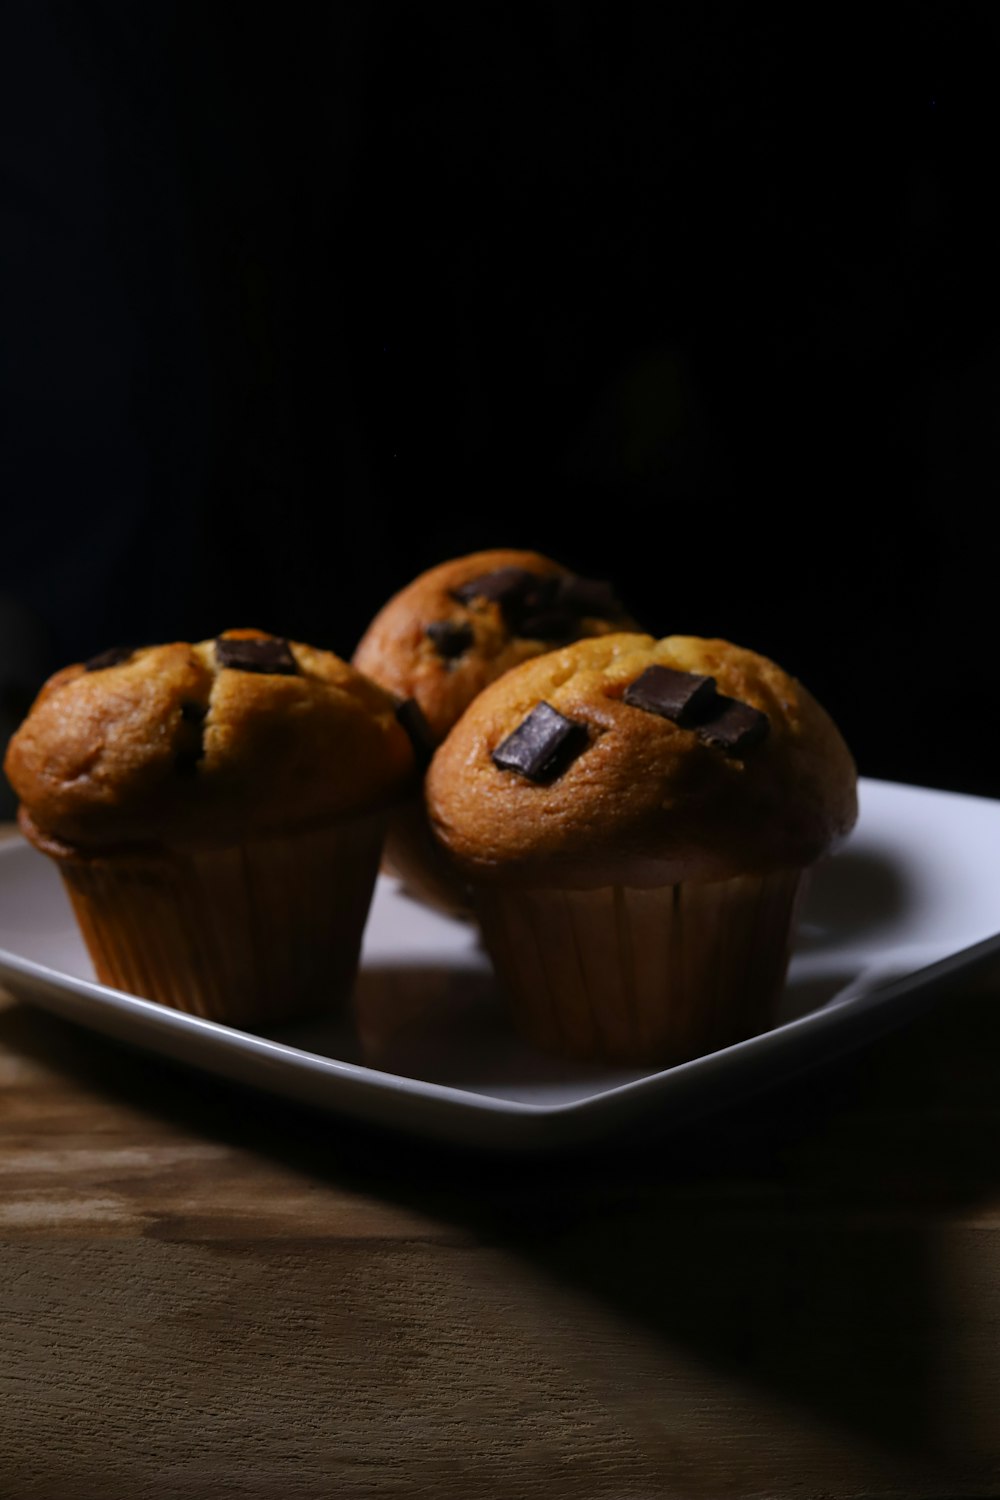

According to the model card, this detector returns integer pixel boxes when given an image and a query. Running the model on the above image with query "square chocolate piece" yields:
[491,701,588,782]
[215,637,298,675]
[451,567,542,614]
[623,665,718,727]
[696,697,770,755]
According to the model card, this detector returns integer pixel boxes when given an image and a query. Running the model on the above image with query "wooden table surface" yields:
[2,863,1000,1498]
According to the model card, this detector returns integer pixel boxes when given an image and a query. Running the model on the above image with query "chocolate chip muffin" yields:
[426,633,857,1065]
[5,629,414,1027]
[353,549,638,911]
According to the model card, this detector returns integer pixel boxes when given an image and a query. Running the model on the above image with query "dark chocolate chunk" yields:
[491,701,588,782]
[554,575,625,620]
[511,575,558,619]
[624,664,770,756]
[451,567,542,614]
[514,610,578,642]
[623,665,719,727]
[513,573,624,641]
[426,619,474,659]
[452,567,560,637]
[395,697,436,769]
[454,566,628,640]
[215,637,298,675]
[696,697,770,756]
[84,645,133,673]
[517,577,626,640]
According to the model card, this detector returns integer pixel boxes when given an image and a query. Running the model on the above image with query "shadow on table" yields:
[4,974,1000,1476]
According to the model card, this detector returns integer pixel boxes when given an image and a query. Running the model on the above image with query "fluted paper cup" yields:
[56,813,385,1028]
[474,867,806,1065]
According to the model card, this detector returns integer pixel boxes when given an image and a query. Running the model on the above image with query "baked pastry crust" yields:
[426,633,858,889]
[5,629,414,852]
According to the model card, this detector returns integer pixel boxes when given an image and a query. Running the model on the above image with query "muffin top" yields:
[426,633,857,889]
[352,548,637,751]
[5,630,415,853]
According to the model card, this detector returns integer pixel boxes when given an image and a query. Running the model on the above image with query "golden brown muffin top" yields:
[352,548,637,749]
[5,629,415,853]
[426,633,857,889]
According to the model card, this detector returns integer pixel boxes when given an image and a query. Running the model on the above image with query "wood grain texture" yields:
[3,828,1000,1497]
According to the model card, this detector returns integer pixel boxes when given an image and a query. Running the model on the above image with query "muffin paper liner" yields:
[57,814,385,1028]
[474,868,806,1065]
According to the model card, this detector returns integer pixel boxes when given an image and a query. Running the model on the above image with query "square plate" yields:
[1,777,999,1150]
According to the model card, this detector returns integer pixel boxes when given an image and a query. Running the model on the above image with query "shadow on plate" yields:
[270,959,869,1096]
[272,961,645,1094]
[796,846,913,950]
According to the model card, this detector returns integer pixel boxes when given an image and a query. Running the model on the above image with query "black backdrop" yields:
[2,3,997,795]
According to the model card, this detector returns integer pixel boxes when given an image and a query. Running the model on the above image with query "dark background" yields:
[2,3,997,798]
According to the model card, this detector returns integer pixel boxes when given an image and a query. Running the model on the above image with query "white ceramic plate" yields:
[1,777,999,1150]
